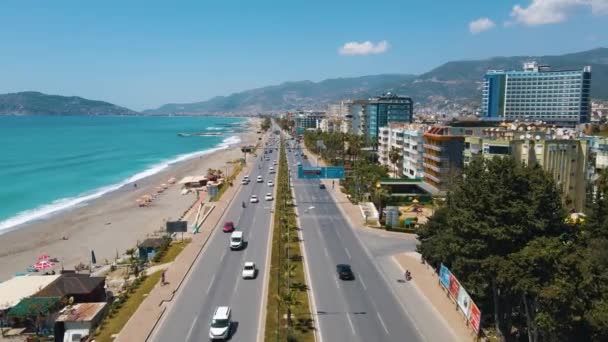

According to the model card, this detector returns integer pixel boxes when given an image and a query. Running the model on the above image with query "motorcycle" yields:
[242,201,246,208]
[405,271,412,281]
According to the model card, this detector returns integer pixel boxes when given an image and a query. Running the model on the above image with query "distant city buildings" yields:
[482,62,591,125]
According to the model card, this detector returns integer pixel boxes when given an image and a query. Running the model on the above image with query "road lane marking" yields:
[323,246,329,258]
[334,278,340,288]
[345,247,351,259]
[359,274,367,290]
[377,312,390,335]
[346,313,356,335]
[186,316,198,341]
[207,274,216,294]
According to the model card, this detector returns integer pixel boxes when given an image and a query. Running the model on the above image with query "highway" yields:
[150,133,279,342]
[286,140,425,342]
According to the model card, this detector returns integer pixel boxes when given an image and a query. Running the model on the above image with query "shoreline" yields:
[0,118,260,281]
[0,123,246,235]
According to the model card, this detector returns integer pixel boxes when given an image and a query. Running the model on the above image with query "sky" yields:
[0,0,606,110]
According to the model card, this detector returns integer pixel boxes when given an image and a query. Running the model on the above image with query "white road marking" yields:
[345,247,351,259]
[334,278,340,288]
[377,312,390,335]
[186,316,198,341]
[323,246,329,258]
[346,313,356,335]
[359,274,367,290]
[207,274,216,294]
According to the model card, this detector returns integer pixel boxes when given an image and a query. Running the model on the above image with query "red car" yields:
[223,221,235,232]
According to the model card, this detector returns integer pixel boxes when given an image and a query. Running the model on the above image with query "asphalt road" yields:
[150,134,279,342]
[286,141,425,342]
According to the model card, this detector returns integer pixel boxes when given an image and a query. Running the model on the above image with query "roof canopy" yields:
[0,275,61,310]
[7,297,62,318]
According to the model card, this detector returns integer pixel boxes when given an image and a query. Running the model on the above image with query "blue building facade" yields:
[366,93,413,141]
[481,62,591,125]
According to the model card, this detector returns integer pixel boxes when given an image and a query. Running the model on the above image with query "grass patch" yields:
[156,238,191,264]
[211,162,244,202]
[265,138,315,342]
[94,271,163,342]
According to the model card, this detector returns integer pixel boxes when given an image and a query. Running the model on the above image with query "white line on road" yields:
[207,274,216,294]
[334,278,340,288]
[345,247,351,259]
[186,316,198,341]
[377,312,390,335]
[323,246,329,258]
[359,274,367,290]
[346,313,356,335]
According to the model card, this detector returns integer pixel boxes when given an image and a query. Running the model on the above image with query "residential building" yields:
[464,135,589,212]
[422,126,465,191]
[482,62,592,125]
[377,123,426,179]
[319,117,343,133]
[366,93,413,142]
[293,111,325,134]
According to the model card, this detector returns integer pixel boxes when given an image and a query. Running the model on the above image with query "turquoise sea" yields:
[0,115,245,233]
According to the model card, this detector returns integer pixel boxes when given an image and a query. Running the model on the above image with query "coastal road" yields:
[150,133,279,342]
[286,140,425,342]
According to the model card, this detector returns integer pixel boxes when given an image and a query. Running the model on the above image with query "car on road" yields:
[257,175,263,183]
[267,181,274,187]
[250,195,259,203]
[209,306,231,340]
[269,167,275,174]
[230,231,244,250]
[273,160,277,165]
[319,183,326,189]
[241,178,249,185]
[242,262,257,279]
[336,264,354,280]
[265,193,274,201]
[222,221,235,233]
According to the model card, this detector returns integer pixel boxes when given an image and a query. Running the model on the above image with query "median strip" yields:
[264,136,315,342]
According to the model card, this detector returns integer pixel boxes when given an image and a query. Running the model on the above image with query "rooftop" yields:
[56,302,107,322]
[33,274,105,298]
[0,275,61,310]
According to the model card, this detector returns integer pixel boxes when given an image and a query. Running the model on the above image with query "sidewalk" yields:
[115,157,255,342]
[301,146,475,341]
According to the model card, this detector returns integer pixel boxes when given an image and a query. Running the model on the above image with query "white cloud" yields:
[469,17,496,34]
[338,40,389,56]
[510,0,608,26]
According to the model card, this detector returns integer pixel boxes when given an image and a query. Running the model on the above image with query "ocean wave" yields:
[205,126,224,131]
[0,135,242,234]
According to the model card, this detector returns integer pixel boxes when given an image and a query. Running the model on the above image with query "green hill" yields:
[0,91,139,116]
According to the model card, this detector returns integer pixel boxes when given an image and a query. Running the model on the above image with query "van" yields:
[209,306,231,339]
[230,231,244,250]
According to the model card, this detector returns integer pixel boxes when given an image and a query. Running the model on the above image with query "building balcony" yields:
[423,154,445,163]
[424,173,442,184]
[424,143,443,152]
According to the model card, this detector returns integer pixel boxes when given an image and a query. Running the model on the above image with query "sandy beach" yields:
[0,118,260,281]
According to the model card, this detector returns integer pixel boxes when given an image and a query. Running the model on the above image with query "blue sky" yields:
[0,0,606,110]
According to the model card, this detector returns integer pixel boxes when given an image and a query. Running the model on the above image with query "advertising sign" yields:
[457,286,472,318]
[439,264,451,289]
[166,220,188,233]
[468,301,482,334]
[448,274,460,299]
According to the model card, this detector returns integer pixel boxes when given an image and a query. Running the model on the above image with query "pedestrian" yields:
[133,183,137,189]
[161,270,166,285]
[332,180,335,189]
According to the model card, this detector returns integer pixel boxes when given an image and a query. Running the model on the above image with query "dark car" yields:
[336,264,354,280]
[223,221,235,233]
[319,183,326,189]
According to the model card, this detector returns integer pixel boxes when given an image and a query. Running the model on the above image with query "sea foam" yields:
[0,135,242,234]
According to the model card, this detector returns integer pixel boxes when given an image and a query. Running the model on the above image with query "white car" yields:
[241,178,249,185]
[265,193,274,201]
[209,306,231,340]
[242,262,256,279]
[269,167,275,174]
[267,181,274,187]
[257,175,263,183]
[273,160,277,165]
[250,195,259,203]
[297,162,302,166]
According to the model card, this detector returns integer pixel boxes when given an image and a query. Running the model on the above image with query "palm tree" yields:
[276,289,299,326]
[388,147,402,178]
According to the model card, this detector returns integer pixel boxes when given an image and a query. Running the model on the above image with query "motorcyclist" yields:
[405,270,411,281]
[242,201,246,208]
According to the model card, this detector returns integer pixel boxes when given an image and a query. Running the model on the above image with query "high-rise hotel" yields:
[482,62,591,125]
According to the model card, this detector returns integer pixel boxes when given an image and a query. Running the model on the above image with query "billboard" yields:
[469,301,481,334]
[448,274,460,299]
[297,166,345,179]
[166,220,188,233]
[457,287,472,318]
[439,264,451,289]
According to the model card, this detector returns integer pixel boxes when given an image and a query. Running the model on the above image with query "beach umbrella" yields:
[91,250,97,265]
[38,254,50,260]
[34,260,55,270]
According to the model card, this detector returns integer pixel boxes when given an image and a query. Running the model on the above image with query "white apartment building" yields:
[378,123,426,179]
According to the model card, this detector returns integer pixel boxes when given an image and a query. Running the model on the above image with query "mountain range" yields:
[144,47,608,115]
[1,48,606,116]
[0,91,138,116]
